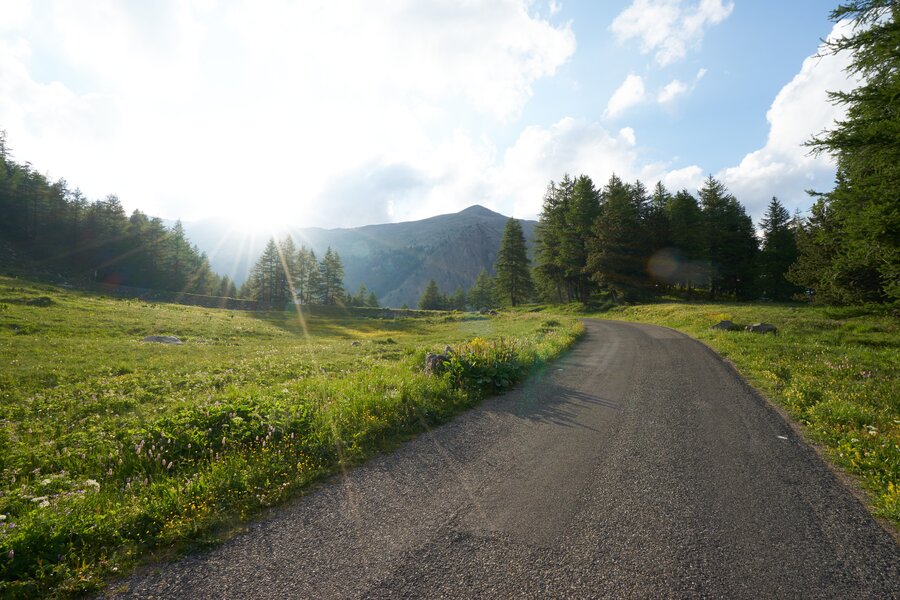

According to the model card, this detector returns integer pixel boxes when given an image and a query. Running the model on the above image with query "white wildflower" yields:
[85,479,100,491]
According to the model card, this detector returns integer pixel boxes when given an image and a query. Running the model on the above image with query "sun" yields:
[222,205,287,237]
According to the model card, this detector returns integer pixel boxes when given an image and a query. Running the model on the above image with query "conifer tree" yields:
[318,247,345,305]
[759,197,800,300]
[800,1,900,302]
[468,268,496,310]
[419,279,445,310]
[587,174,645,301]
[495,218,533,306]
[698,176,757,299]
[665,189,705,294]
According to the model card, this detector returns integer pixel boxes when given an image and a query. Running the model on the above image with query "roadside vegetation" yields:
[588,302,899,527]
[0,275,582,597]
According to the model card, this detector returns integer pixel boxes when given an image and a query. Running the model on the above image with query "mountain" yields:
[182,206,537,308]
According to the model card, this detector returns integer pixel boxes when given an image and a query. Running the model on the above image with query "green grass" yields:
[0,276,583,597]
[589,301,899,528]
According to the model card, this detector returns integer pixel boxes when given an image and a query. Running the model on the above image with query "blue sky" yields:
[0,1,853,230]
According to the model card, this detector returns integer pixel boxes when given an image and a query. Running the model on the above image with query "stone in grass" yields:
[25,296,54,307]
[745,323,777,334]
[711,320,740,331]
[424,346,453,374]
[142,335,183,344]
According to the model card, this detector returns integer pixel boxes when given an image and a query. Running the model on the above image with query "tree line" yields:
[241,236,379,308]
[532,173,797,303]
[0,132,235,297]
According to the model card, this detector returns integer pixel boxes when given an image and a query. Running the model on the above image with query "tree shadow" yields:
[484,371,622,432]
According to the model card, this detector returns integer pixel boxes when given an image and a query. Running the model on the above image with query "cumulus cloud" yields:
[657,68,706,105]
[605,74,646,118]
[611,0,733,66]
[0,0,574,226]
[717,21,856,219]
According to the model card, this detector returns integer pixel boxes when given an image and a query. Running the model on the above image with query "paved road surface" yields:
[113,320,899,599]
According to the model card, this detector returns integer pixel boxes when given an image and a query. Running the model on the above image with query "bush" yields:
[443,337,525,395]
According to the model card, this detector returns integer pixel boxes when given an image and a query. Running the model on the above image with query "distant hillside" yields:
[184,206,537,308]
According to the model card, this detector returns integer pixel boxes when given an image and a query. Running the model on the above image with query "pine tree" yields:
[698,176,757,299]
[559,175,600,301]
[468,269,496,310]
[495,218,533,306]
[449,287,467,311]
[533,176,574,302]
[587,174,645,301]
[802,1,900,301]
[318,247,345,305]
[246,238,280,304]
[759,197,800,300]
[275,236,298,303]
[665,189,705,294]
[419,279,445,310]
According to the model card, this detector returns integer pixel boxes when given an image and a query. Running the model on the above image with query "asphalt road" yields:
[113,320,899,599]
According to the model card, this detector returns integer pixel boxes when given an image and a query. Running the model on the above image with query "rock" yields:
[425,346,454,374]
[745,323,777,334]
[142,335,183,344]
[711,320,739,331]
[25,296,54,307]
[351,341,362,346]
[488,310,499,316]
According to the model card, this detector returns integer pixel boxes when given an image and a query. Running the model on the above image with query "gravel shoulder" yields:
[110,320,900,599]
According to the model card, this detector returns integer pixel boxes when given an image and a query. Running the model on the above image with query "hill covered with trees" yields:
[0,132,234,297]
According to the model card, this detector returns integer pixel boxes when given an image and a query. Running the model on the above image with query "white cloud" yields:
[605,74,646,118]
[611,0,733,66]
[717,21,857,219]
[658,79,688,104]
[0,0,574,227]
[657,68,706,105]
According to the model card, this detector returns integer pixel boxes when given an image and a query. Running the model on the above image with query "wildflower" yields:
[85,479,101,491]
[0,515,6,522]
[39,500,49,508]
[41,478,51,486]
[31,496,48,503]
[8,550,13,560]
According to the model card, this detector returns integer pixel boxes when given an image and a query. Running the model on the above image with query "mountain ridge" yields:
[183,205,537,308]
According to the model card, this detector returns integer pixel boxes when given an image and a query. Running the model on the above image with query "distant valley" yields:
[183,205,536,308]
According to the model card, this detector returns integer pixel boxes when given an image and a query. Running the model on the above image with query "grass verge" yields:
[590,302,899,528]
[0,276,583,597]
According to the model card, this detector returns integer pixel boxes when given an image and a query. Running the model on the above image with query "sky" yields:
[0,0,855,230]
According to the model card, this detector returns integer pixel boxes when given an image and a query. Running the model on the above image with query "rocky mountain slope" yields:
[185,206,537,308]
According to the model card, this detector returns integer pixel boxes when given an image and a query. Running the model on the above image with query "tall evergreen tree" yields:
[759,197,800,300]
[495,218,534,306]
[800,1,900,302]
[533,176,574,302]
[419,279,445,310]
[318,247,345,305]
[665,189,705,293]
[698,176,758,299]
[559,175,600,301]
[587,174,646,301]
[468,268,496,310]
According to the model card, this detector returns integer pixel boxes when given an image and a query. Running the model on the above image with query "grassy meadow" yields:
[591,302,899,528]
[0,276,582,597]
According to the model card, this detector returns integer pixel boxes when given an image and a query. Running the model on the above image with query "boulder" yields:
[745,323,777,335]
[711,320,739,331]
[142,335,183,344]
[425,346,454,374]
[25,296,54,307]
[351,341,362,347]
